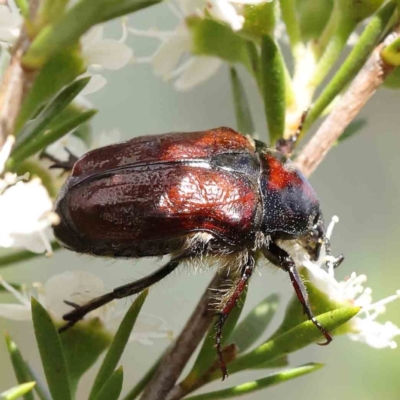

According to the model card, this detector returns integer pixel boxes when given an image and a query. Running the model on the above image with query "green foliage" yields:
[16,47,85,134]
[227,306,360,376]
[31,297,72,400]
[188,17,257,76]
[185,363,323,400]
[229,68,255,136]
[260,35,286,144]
[92,367,124,400]
[0,383,36,400]
[88,290,148,400]
[4,333,34,400]
[8,77,91,170]
[229,294,279,354]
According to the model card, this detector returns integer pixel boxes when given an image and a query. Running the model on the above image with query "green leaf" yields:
[38,0,69,24]
[279,0,302,53]
[4,333,34,400]
[188,17,256,77]
[23,0,162,68]
[88,290,148,400]
[297,0,334,42]
[24,364,52,400]
[337,119,367,143]
[337,0,385,23]
[16,47,85,134]
[9,108,97,168]
[250,356,288,369]
[230,293,279,354]
[98,0,163,22]
[260,35,286,145]
[0,242,62,269]
[14,0,29,17]
[309,16,357,88]
[184,288,247,386]
[9,77,90,169]
[57,318,112,394]
[229,68,255,136]
[31,297,72,400]
[305,1,397,131]
[0,383,36,400]
[226,306,360,375]
[93,367,124,400]
[185,363,323,400]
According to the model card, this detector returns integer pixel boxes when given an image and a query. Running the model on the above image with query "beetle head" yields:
[297,211,325,261]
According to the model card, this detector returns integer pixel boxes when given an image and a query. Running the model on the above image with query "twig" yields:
[140,271,227,400]
[294,30,400,177]
[0,4,39,150]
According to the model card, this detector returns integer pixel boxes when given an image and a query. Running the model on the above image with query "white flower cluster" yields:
[301,217,400,350]
[130,0,273,91]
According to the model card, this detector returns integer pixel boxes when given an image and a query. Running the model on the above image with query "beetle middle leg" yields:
[263,241,332,345]
[215,254,255,380]
[59,255,185,333]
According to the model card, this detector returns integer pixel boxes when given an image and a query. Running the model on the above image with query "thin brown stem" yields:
[140,271,228,400]
[294,30,399,177]
[0,4,39,150]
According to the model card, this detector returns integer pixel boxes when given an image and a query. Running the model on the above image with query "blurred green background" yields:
[1,3,400,399]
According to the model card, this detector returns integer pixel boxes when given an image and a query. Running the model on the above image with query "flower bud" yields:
[241,2,277,38]
[337,0,385,23]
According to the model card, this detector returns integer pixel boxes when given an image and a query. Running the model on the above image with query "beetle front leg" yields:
[215,254,255,380]
[263,242,332,345]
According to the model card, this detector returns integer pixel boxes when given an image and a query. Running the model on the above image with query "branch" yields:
[294,29,399,177]
[140,272,227,400]
[0,3,39,150]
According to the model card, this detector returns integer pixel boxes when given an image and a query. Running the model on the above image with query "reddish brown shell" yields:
[71,128,255,180]
[54,129,261,257]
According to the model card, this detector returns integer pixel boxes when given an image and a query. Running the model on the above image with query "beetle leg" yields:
[215,255,255,380]
[58,257,182,333]
[40,148,78,171]
[263,242,332,345]
[275,110,308,156]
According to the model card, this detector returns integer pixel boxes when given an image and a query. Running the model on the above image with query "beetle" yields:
[53,122,343,379]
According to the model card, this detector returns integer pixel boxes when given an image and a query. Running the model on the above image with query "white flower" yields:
[80,23,133,95]
[129,10,222,91]
[0,135,15,174]
[300,217,400,349]
[0,2,22,44]
[0,176,58,254]
[0,271,174,344]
